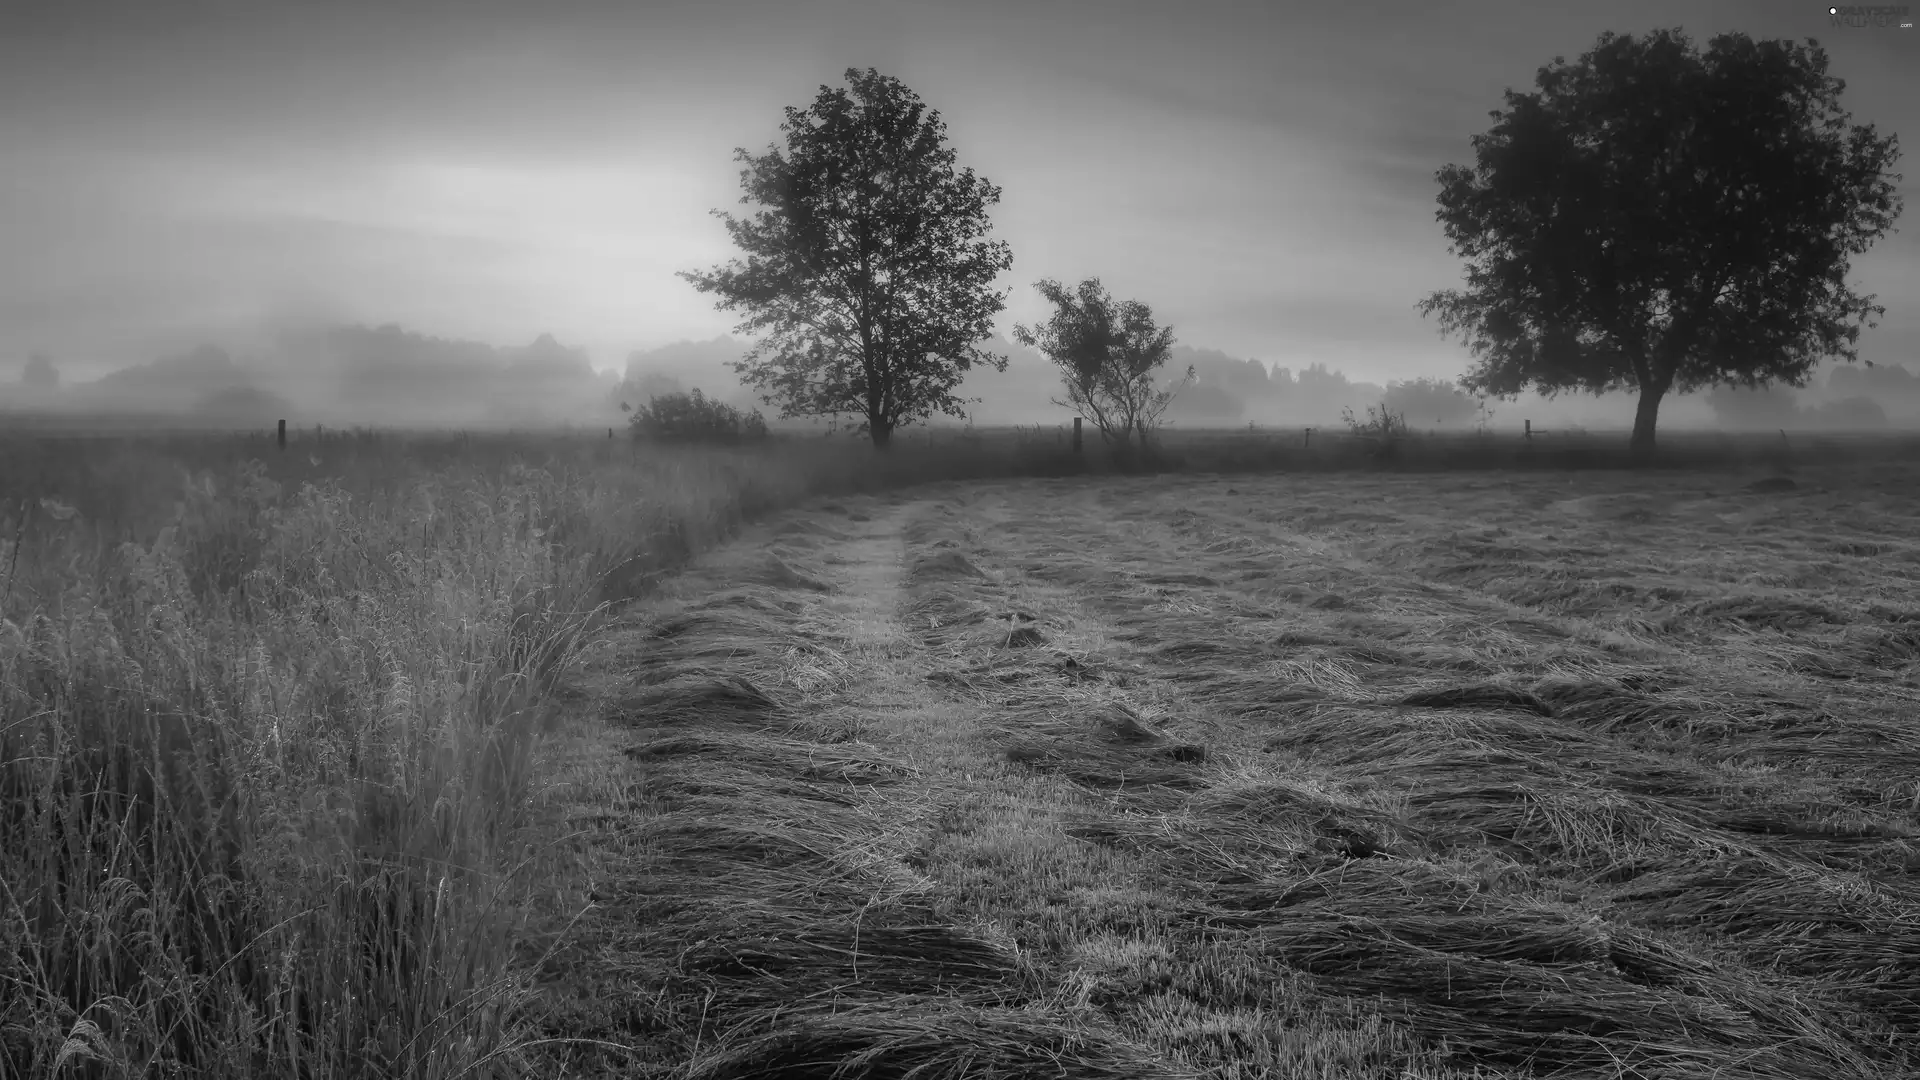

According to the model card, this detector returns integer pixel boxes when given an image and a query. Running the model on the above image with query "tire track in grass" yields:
[880,488,1487,1080]
[883,486,1559,1076]
[526,489,1187,1080]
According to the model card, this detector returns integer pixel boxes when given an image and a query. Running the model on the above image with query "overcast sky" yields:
[4,0,1915,381]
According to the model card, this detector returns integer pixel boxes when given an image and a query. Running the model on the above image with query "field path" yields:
[528,471,1920,1080]
[529,486,1218,1078]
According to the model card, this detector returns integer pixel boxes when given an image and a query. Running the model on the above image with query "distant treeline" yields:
[11,327,1918,432]
[7,327,621,428]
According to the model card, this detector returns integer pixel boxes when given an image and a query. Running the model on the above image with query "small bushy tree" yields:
[623,389,769,443]
[1011,277,1193,458]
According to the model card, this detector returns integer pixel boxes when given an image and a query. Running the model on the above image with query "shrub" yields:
[624,389,769,444]
[1342,403,1411,439]
[1380,377,1479,427]
[1341,403,1412,462]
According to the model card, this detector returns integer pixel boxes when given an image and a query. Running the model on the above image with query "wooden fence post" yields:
[1524,419,1532,442]
[276,418,286,451]
[1303,427,1312,449]
[1072,417,1083,454]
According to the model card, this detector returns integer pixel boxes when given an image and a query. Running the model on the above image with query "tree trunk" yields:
[1629,383,1666,463]
[869,417,894,449]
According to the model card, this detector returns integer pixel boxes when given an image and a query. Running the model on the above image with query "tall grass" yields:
[0,428,1067,1078]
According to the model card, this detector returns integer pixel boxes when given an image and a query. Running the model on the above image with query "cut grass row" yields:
[5,424,1915,1077]
[531,463,1919,1078]
[932,469,1919,1075]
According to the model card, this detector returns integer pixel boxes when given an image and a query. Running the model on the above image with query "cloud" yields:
[3,0,1912,387]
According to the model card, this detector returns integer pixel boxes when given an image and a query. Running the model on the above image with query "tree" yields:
[1011,277,1193,458]
[680,68,1014,448]
[20,353,58,389]
[1380,377,1480,426]
[1417,28,1903,457]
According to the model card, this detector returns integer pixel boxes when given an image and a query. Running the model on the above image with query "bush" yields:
[625,389,769,444]
[1341,403,1412,462]
[1342,403,1411,439]
[1380,377,1479,427]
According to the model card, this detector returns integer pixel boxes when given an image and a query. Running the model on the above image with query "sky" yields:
[4,0,1916,383]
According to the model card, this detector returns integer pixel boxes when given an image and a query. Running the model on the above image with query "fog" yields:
[11,328,1917,437]
[3,0,1915,433]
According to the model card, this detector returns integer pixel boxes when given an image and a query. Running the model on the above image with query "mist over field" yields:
[4,0,1914,435]
[9,329,1920,434]
[9,4,1920,1077]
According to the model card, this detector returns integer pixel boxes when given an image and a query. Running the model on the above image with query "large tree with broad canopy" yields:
[1418,28,1902,456]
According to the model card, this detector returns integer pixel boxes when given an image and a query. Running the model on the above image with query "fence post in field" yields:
[1303,427,1312,449]
[1072,417,1083,454]
[1524,419,1532,442]
[276,418,286,451]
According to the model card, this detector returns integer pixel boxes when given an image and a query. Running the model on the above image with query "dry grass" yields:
[523,454,1920,1080]
[9,422,1920,1079]
[0,426,1066,1079]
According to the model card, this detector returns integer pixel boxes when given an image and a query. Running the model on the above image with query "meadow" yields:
[0,422,1063,1078]
[2,421,1917,1078]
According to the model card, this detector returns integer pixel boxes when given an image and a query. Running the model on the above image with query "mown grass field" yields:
[3,424,1917,1078]
[540,458,1920,1079]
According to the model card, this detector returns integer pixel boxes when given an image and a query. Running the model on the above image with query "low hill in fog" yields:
[9,327,1916,433]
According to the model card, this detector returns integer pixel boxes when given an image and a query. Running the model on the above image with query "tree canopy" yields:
[680,68,1014,447]
[1418,28,1903,455]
